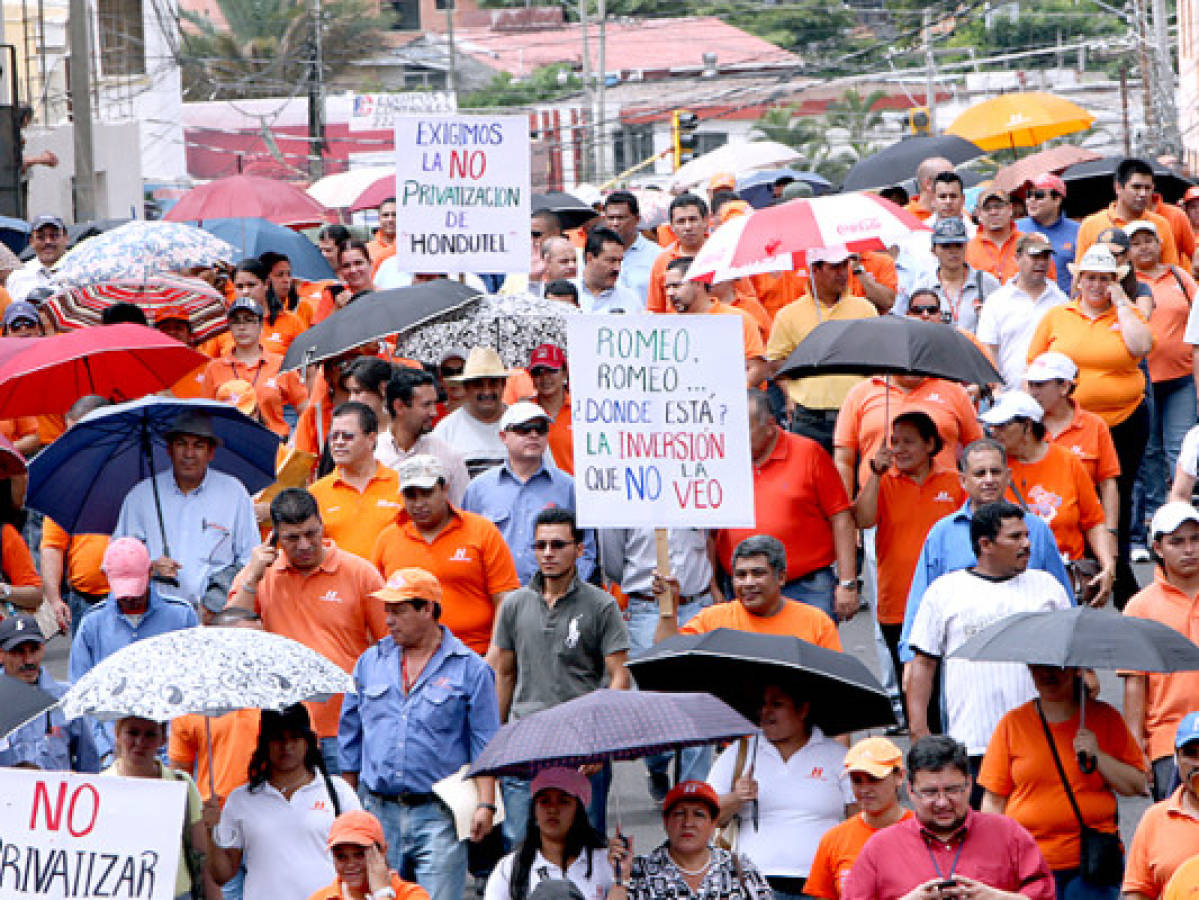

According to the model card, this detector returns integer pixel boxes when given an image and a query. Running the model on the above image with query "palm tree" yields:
[824,87,888,160]
[753,104,856,183]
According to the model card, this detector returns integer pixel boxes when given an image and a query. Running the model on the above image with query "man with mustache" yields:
[432,347,513,478]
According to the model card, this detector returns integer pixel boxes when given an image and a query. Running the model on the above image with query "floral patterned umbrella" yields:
[53,220,238,289]
[59,627,354,722]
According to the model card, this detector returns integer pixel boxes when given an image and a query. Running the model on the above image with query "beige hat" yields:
[397,454,449,490]
[447,346,511,382]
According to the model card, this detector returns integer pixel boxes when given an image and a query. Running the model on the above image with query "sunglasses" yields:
[440,365,464,377]
[909,305,941,315]
[531,230,543,239]
[1027,190,1058,200]
[509,422,549,436]
[529,366,561,377]
[532,539,574,551]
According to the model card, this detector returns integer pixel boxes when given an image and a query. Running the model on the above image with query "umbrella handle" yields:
[1077,750,1097,774]
[204,716,217,798]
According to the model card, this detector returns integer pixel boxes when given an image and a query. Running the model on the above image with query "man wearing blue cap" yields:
[7,213,65,302]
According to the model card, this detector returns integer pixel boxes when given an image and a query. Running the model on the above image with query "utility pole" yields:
[578,0,594,181]
[1119,63,1132,155]
[68,0,95,219]
[923,9,936,134]
[1131,0,1155,147]
[445,0,457,98]
[596,0,605,181]
[306,0,326,179]
[1149,0,1180,155]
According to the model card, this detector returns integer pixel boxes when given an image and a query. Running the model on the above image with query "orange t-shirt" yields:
[501,370,537,405]
[966,229,1050,283]
[978,698,1144,870]
[747,269,804,320]
[1141,267,1197,383]
[372,509,521,655]
[259,310,307,357]
[906,198,934,221]
[1,523,40,588]
[806,810,915,899]
[170,365,208,399]
[1123,575,1199,761]
[1048,403,1121,487]
[41,518,109,595]
[308,872,428,900]
[36,414,65,446]
[1027,300,1149,427]
[201,350,308,438]
[729,289,771,339]
[702,301,765,361]
[681,598,842,650]
[198,332,235,359]
[169,707,260,804]
[1122,787,1199,898]
[0,416,38,447]
[237,544,387,737]
[1157,198,1196,269]
[646,243,688,314]
[873,467,966,624]
[309,462,402,562]
[1077,205,1180,267]
[848,250,899,298]
[834,376,983,490]
[1163,855,1199,900]
[543,394,574,475]
[1006,442,1105,561]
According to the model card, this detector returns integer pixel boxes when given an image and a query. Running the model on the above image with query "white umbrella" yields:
[669,141,801,192]
[306,166,393,209]
[684,215,793,285]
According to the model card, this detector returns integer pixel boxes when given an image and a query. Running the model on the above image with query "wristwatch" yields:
[837,578,860,592]
[0,583,12,601]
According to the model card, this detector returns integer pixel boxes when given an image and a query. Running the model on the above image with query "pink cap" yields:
[101,537,151,598]
[1183,186,1199,205]
[1030,174,1067,197]
[530,766,592,807]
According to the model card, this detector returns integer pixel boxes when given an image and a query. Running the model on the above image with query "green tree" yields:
[459,64,581,108]
[753,104,855,183]
[824,87,887,159]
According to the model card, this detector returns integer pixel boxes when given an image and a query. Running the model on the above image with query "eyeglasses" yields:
[529,366,560,377]
[328,431,360,442]
[1027,190,1057,200]
[532,539,574,550]
[531,230,544,239]
[909,305,941,316]
[509,422,549,436]
[912,783,970,801]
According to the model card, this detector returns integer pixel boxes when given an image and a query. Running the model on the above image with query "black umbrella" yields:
[532,191,599,230]
[628,629,895,735]
[279,279,483,371]
[1060,156,1195,217]
[842,135,985,191]
[0,676,57,740]
[776,315,1002,386]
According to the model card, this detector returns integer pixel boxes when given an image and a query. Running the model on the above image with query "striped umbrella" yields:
[46,275,230,343]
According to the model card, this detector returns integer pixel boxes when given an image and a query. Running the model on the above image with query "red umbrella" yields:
[350,173,395,213]
[0,325,209,417]
[164,174,331,227]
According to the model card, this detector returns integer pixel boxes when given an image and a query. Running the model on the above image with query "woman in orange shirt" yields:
[261,251,317,336]
[230,258,306,357]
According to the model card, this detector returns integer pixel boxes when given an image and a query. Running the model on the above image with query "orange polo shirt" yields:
[1077,204,1179,267]
[169,707,260,804]
[728,290,772,338]
[873,466,966,624]
[0,417,38,446]
[201,350,308,438]
[966,229,1023,282]
[681,597,842,650]
[1156,197,1196,270]
[1122,573,1199,761]
[1027,300,1150,427]
[646,243,689,314]
[806,811,915,900]
[170,365,208,399]
[41,518,109,595]
[540,393,574,475]
[259,310,307,357]
[308,461,402,562]
[699,301,765,361]
[1049,403,1121,487]
[906,197,934,221]
[236,543,387,737]
[1006,442,1105,561]
[747,270,804,321]
[367,231,396,269]
[36,414,65,446]
[0,523,39,588]
[372,508,520,655]
[1124,787,1199,899]
[848,250,899,297]
[1140,266,1198,383]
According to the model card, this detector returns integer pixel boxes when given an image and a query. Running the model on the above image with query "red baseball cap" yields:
[1030,174,1067,197]
[662,780,720,817]
[529,343,566,371]
[1183,186,1199,205]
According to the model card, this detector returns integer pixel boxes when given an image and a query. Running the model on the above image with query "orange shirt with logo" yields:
[259,310,307,357]
[1123,788,1199,899]
[681,598,842,650]
[41,518,109,595]
[806,810,915,899]
[202,350,308,438]
[169,707,260,804]
[309,462,402,562]
[1007,442,1105,561]
[1048,404,1121,487]
[1077,205,1179,267]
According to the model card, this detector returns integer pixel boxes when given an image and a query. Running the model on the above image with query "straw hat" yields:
[447,346,511,382]
[1067,244,1128,279]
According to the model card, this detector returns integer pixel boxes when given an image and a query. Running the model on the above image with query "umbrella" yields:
[842,135,985,192]
[280,279,483,371]
[670,141,802,192]
[737,169,834,208]
[199,218,334,281]
[684,216,791,285]
[467,689,755,778]
[1059,156,1195,216]
[532,191,600,230]
[0,676,57,741]
[776,315,1002,386]
[53,221,238,288]
[992,145,1102,195]
[165,175,330,227]
[197,217,335,281]
[0,216,30,255]
[946,92,1095,152]
[351,174,396,214]
[0,324,210,418]
[307,166,392,209]
[26,396,280,536]
[627,629,895,735]
[393,292,578,368]
[0,241,22,271]
[728,193,930,269]
[46,274,231,343]
[20,219,134,261]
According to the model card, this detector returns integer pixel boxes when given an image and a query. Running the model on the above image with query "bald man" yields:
[908,156,955,221]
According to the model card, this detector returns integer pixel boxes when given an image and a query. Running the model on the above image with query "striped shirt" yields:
[908,567,1071,754]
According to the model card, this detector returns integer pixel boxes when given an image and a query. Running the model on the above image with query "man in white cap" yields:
[462,401,594,584]
[432,347,510,477]
[977,234,1070,388]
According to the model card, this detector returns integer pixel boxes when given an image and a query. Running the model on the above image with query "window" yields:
[613,124,653,173]
[98,0,146,76]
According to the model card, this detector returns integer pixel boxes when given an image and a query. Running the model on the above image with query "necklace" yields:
[271,771,312,796]
[670,851,712,877]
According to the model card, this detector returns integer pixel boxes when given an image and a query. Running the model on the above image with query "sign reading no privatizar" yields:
[350,92,457,131]
[393,115,531,273]
[567,314,755,528]
[0,768,185,899]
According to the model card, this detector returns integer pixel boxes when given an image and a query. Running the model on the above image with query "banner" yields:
[393,115,531,274]
[567,314,755,528]
[0,768,186,899]
[350,92,457,131]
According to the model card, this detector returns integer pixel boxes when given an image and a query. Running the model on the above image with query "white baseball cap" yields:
[1151,501,1199,538]
[1025,352,1078,383]
[500,401,550,431]
[980,390,1044,425]
[807,244,852,266]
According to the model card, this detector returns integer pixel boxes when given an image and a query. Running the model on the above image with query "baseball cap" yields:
[707,172,736,192]
[0,614,46,651]
[500,401,550,431]
[1124,219,1159,240]
[1025,351,1078,383]
[154,304,191,325]
[1183,186,1199,205]
[1071,244,1122,275]
[372,567,443,605]
[807,245,852,266]
[397,454,448,490]
[215,379,257,417]
[662,780,720,817]
[327,810,386,849]
[3,301,40,328]
[101,537,151,598]
[931,218,968,245]
[529,343,566,371]
[1030,174,1067,197]
[1016,233,1053,256]
[530,766,593,807]
[1151,501,1199,539]
[1176,712,1199,749]
[844,736,904,777]
[228,296,264,318]
[1095,227,1131,252]
[30,214,65,231]
[977,184,1010,207]
[979,390,1044,426]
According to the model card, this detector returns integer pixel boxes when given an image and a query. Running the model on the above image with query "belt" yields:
[369,790,437,806]
[793,404,839,422]
[70,588,107,605]
[628,590,710,605]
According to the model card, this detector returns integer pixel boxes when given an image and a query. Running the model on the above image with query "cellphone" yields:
[937,880,958,891]
[268,530,278,548]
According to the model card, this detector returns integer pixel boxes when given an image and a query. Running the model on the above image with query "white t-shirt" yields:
[432,407,507,473]
[484,847,614,900]
[214,774,361,900]
[908,567,1072,754]
[707,727,853,878]
[975,279,1069,388]
[1179,424,1199,478]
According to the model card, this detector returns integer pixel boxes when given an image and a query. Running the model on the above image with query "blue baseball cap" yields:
[1176,712,1199,748]
[3,301,40,328]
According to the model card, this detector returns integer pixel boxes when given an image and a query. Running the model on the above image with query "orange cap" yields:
[717,199,751,224]
[707,172,736,192]
[843,736,904,777]
[372,567,443,605]
[215,379,257,417]
[154,304,191,324]
[1183,186,1199,205]
[327,810,386,849]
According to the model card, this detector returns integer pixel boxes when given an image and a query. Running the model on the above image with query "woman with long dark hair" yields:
[204,704,360,900]
[232,256,305,356]
[485,768,612,900]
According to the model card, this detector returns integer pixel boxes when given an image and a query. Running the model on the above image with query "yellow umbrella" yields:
[946,92,1095,151]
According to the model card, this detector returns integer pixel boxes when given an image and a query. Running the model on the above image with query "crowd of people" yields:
[3,156,1199,900]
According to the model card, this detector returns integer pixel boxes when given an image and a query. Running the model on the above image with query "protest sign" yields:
[393,115,531,273]
[567,314,754,528]
[350,92,457,131]
[0,767,186,899]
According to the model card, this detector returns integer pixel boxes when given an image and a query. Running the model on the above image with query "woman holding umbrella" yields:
[978,664,1146,900]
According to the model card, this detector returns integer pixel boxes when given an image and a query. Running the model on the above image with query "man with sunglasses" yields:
[462,401,595,584]
[1016,174,1078,294]
[487,506,629,845]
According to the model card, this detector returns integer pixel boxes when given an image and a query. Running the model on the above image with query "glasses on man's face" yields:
[1027,190,1056,200]
[510,422,549,436]
[328,431,360,443]
[909,305,940,316]
[911,783,970,801]
[529,366,559,377]
[440,366,464,378]
[532,539,574,551]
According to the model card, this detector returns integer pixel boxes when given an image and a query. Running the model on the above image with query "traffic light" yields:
[672,109,699,170]
[908,107,931,135]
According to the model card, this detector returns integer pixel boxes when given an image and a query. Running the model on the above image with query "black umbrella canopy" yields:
[532,191,599,230]
[1060,156,1194,217]
[0,675,57,739]
[280,278,483,371]
[628,629,895,735]
[842,135,985,191]
[776,315,1002,386]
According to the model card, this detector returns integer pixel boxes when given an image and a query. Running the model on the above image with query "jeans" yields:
[220,866,245,900]
[1053,870,1120,900]
[362,792,465,900]
[319,736,341,776]
[789,406,836,455]
[500,762,612,848]
[1134,375,1196,544]
[781,566,836,619]
[67,588,103,638]
[1110,401,1150,609]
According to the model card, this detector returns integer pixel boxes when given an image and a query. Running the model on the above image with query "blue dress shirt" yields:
[1016,214,1080,295]
[617,234,660,306]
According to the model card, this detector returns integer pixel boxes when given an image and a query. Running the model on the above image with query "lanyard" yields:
[230,357,265,386]
[923,831,966,881]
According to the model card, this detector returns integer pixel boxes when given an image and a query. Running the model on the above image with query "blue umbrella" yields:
[197,217,335,281]
[27,397,280,535]
[0,216,30,256]
[737,168,834,208]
